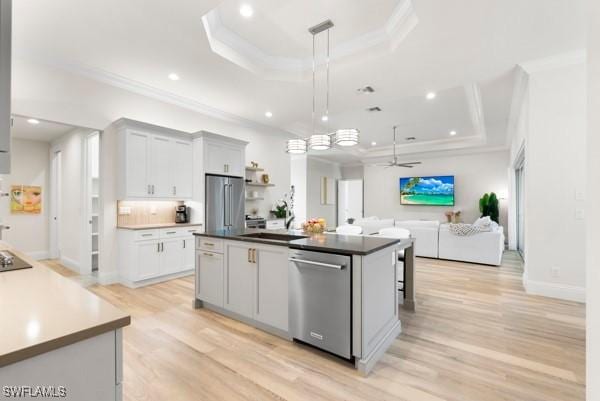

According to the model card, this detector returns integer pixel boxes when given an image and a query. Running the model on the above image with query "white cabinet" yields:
[125,131,151,197]
[160,238,184,275]
[197,240,288,332]
[203,137,245,177]
[224,242,255,318]
[255,245,288,331]
[196,251,224,307]
[149,135,173,197]
[117,225,201,287]
[136,241,161,280]
[0,0,10,173]
[117,120,193,200]
[172,140,193,198]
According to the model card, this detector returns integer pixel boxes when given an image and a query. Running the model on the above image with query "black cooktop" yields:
[0,251,33,273]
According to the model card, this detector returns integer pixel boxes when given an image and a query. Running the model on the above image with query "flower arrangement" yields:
[444,210,462,223]
[302,218,327,234]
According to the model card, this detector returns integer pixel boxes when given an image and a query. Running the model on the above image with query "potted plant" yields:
[479,192,499,223]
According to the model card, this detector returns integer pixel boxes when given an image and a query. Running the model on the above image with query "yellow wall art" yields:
[11,185,42,214]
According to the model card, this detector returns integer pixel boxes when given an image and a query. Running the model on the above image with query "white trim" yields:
[17,54,291,137]
[201,0,418,80]
[505,66,528,147]
[26,251,50,260]
[464,83,487,140]
[520,49,587,74]
[97,271,120,285]
[524,278,585,303]
[59,256,80,274]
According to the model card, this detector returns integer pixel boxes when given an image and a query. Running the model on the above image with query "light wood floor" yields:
[44,252,585,401]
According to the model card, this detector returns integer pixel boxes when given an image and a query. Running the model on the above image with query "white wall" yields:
[0,139,49,258]
[587,1,599,397]
[290,155,307,229]
[306,157,341,227]
[512,57,587,302]
[341,165,364,180]
[364,150,509,226]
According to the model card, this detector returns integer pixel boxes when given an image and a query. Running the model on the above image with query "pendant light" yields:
[285,20,360,154]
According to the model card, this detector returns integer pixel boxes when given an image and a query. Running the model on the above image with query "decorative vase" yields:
[261,174,270,184]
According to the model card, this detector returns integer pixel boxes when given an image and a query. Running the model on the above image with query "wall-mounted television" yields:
[399,175,455,206]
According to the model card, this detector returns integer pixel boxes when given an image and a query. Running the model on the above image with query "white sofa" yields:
[353,217,395,235]
[394,220,440,258]
[438,223,505,265]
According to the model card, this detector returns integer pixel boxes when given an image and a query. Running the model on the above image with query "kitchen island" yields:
[193,229,414,375]
[0,243,130,401]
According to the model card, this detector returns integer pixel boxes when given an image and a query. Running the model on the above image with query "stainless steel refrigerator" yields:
[205,174,245,231]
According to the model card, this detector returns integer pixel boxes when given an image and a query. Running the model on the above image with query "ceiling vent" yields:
[357,86,375,94]
[405,136,416,141]
[366,106,382,112]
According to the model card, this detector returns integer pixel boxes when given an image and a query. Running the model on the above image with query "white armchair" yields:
[336,224,363,235]
[438,224,504,265]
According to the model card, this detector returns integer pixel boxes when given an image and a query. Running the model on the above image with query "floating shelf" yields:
[246,182,274,187]
[246,197,264,201]
[245,166,265,172]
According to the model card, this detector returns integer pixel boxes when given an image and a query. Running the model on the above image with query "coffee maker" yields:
[175,205,189,223]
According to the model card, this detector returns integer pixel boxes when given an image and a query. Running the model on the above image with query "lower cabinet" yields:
[196,251,224,307]
[213,241,288,332]
[254,245,288,331]
[118,226,201,287]
[224,242,255,318]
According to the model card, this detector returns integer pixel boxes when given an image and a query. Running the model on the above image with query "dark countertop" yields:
[195,229,411,256]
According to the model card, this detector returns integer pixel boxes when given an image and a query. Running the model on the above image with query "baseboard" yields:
[60,256,81,273]
[26,251,50,260]
[524,278,586,303]
[97,271,120,285]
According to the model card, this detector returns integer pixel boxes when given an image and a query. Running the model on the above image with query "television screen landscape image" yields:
[400,175,455,206]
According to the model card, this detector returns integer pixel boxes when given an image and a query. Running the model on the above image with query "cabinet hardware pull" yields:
[166,231,176,234]
[148,184,151,194]
[157,243,160,252]
[173,186,176,195]
[247,248,251,263]
[252,249,257,264]
[204,242,214,246]
[142,233,152,237]
[183,240,186,248]
[203,252,213,257]
[160,242,164,252]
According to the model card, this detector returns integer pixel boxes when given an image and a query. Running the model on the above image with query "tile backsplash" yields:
[117,200,183,226]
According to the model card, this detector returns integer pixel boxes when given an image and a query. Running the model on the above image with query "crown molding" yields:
[505,66,529,147]
[360,145,509,166]
[17,54,295,138]
[519,49,587,74]
[202,0,418,81]
[464,83,487,141]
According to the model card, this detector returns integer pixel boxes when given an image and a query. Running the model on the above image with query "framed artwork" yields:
[11,185,42,214]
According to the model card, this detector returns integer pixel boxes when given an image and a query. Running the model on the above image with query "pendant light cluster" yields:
[286,20,360,154]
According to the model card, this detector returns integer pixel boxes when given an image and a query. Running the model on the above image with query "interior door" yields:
[225,242,255,318]
[126,131,150,197]
[149,135,172,197]
[337,179,363,225]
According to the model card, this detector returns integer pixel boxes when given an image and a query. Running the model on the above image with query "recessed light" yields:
[239,4,254,18]
[426,92,436,100]
[371,141,377,146]
[321,115,329,122]
[27,119,40,125]
[265,111,273,118]
[168,73,180,81]
[449,130,457,136]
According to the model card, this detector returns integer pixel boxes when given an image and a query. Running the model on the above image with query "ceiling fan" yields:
[376,126,422,168]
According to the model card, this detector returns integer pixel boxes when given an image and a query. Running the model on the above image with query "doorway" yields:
[337,179,363,225]
[515,154,525,259]
[83,131,100,273]
[49,150,62,259]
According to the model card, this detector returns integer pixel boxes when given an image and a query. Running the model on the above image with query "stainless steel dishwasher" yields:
[288,249,352,359]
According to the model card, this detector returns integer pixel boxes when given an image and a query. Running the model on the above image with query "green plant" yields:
[479,192,499,223]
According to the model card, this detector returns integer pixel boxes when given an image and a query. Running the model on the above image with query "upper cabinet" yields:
[203,136,245,177]
[0,0,11,173]
[115,119,194,200]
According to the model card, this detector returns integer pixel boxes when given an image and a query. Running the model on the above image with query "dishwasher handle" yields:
[288,257,345,270]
